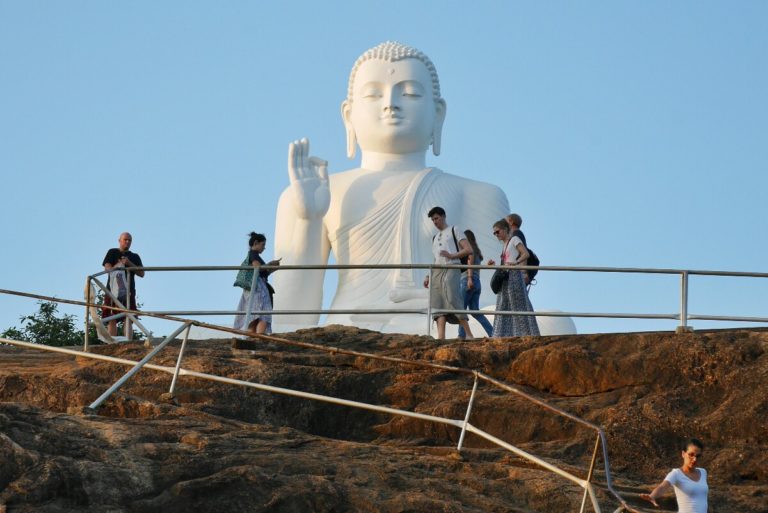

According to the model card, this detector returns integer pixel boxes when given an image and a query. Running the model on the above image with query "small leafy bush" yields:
[1,301,85,346]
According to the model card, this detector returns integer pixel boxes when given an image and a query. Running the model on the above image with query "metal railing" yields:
[0,287,647,512]
[85,263,768,345]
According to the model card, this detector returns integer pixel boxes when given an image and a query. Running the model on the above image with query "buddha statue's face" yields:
[343,58,445,155]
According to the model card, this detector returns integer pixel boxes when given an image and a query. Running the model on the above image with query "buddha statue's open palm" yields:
[287,138,330,220]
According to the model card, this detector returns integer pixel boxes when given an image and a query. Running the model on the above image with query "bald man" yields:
[101,232,144,339]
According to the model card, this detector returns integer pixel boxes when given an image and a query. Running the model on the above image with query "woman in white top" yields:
[641,438,709,513]
[487,219,540,338]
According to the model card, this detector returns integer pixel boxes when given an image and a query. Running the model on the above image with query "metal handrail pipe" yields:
[0,289,473,375]
[26,289,644,449]
[142,310,421,316]
[432,308,679,320]
[476,372,602,432]
[1,336,464,429]
[688,314,768,323]
[462,423,599,511]
[0,337,179,369]
[686,269,768,278]
[139,308,678,320]
[151,309,423,316]
[109,263,768,277]
[101,313,128,322]
[90,268,136,279]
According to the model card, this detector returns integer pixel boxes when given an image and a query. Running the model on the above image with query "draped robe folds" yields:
[275,167,510,335]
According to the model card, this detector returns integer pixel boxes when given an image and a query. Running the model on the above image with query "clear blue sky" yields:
[1,1,767,337]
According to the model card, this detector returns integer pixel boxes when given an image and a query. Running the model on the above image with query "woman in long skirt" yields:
[233,232,280,334]
[487,219,540,337]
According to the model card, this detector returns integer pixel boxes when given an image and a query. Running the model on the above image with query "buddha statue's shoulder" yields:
[327,167,367,189]
[441,168,504,186]
[429,168,508,200]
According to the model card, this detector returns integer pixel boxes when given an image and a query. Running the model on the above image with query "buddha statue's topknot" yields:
[347,41,442,102]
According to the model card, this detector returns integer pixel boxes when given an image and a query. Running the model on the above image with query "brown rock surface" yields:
[1,326,767,512]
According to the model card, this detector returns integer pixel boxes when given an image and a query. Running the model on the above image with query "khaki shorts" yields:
[430,268,467,323]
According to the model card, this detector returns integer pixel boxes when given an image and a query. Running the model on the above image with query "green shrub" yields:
[1,301,84,346]
[3,299,145,346]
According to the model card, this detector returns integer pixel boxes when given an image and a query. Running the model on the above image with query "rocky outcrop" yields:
[1,326,767,512]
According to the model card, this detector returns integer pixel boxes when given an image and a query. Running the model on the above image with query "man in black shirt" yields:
[102,232,144,338]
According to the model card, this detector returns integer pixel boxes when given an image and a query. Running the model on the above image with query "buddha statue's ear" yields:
[341,100,357,160]
[432,98,447,156]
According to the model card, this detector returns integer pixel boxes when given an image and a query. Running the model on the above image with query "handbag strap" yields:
[500,238,512,265]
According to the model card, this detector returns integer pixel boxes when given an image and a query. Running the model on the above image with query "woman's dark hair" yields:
[248,232,266,246]
[683,438,704,451]
[464,229,483,261]
[492,218,510,232]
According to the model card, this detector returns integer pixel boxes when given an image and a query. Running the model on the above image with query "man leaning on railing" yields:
[101,232,144,339]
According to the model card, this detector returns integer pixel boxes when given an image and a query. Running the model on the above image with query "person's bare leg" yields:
[247,319,259,334]
[255,320,268,334]
[436,316,447,339]
[459,320,474,339]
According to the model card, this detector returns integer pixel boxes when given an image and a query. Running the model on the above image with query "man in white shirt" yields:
[423,206,475,340]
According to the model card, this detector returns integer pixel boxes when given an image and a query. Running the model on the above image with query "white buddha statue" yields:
[272,41,510,334]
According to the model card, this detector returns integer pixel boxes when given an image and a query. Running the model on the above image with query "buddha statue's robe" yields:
[273,166,509,334]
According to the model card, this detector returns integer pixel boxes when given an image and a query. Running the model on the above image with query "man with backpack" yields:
[506,213,540,286]
[424,206,475,340]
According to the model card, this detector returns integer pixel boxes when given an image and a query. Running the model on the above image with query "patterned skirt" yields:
[492,269,540,338]
[233,277,272,332]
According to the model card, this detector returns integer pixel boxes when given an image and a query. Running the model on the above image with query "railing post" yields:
[84,277,91,352]
[677,271,693,333]
[580,433,602,513]
[426,265,433,336]
[457,373,479,452]
[168,323,192,396]
[125,267,132,340]
[87,322,190,411]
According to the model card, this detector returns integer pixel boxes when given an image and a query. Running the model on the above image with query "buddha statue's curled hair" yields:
[347,41,442,103]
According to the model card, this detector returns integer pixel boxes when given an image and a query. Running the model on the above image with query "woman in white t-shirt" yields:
[487,219,539,337]
[641,438,708,513]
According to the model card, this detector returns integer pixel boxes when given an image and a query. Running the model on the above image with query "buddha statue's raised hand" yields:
[287,137,330,220]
